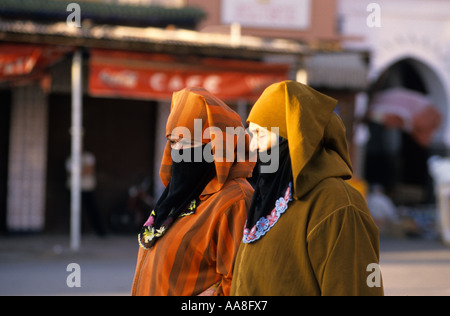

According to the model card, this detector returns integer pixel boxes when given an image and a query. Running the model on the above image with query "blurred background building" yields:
[339,0,450,240]
[0,0,305,234]
[1,0,448,240]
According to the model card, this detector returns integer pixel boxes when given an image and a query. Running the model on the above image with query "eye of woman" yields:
[169,137,203,150]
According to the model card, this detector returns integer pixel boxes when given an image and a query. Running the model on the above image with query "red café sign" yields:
[89,49,290,101]
[0,43,73,82]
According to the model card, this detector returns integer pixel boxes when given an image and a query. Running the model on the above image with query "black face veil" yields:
[139,145,216,249]
[245,137,292,230]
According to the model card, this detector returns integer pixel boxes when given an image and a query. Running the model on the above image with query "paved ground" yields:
[380,237,450,296]
[1,234,449,296]
[0,234,138,296]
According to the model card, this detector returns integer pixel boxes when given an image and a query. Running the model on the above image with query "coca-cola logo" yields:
[99,70,138,88]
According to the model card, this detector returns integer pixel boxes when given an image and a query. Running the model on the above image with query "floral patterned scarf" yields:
[138,145,215,249]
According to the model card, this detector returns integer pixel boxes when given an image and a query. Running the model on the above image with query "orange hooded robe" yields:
[132,87,254,296]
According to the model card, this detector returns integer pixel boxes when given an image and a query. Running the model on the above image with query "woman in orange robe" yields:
[132,87,254,296]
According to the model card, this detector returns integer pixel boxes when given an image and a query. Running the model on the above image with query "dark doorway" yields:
[365,59,436,204]
[46,94,157,233]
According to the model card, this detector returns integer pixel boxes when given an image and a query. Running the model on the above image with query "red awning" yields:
[0,43,73,83]
[89,49,290,102]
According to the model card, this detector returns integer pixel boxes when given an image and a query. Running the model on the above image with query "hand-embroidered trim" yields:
[138,199,197,249]
[242,182,293,244]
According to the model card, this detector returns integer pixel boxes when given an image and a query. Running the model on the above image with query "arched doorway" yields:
[365,58,447,205]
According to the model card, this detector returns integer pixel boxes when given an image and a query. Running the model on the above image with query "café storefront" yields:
[0,27,300,235]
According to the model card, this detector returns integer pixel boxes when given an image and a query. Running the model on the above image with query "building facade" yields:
[188,0,340,45]
[1,0,376,234]
[0,0,303,234]
[339,0,450,205]
[339,0,450,148]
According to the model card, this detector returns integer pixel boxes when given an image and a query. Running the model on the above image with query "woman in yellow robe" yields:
[231,81,384,296]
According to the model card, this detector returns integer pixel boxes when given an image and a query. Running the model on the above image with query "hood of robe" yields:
[247,80,353,199]
[160,87,255,196]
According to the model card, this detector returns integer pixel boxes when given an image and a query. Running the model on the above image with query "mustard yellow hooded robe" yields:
[231,81,383,296]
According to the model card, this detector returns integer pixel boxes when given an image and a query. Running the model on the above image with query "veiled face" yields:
[248,122,279,153]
